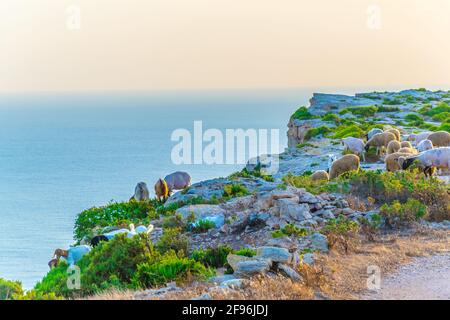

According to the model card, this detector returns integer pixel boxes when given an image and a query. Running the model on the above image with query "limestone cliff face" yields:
[287,93,378,148]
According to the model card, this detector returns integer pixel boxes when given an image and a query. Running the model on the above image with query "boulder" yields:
[176,204,226,228]
[310,233,329,253]
[302,253,315,265]
[256,246,292,264]
[227,254,251,271]
[234,259,272,277]
[276,199,312,221]
[278,263,302,281]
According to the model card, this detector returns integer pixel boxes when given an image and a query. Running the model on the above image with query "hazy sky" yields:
[1,0,450,92]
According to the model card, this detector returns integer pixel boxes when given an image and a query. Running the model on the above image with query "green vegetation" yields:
[305,126,333,140]
[420,101,450,117]
[74,200,158,242]
[331,124,365,139]
[322,215,359,253]
[223,183,250,199]
[321,113,341,124]
[191,219,216,233]
[291,106,317,120]
[272,224,308,239]
[382,98,402,105]
[340,106,378,117]
[0,278,24,300]
[405,113,423,122]
[380,198,428,228]
[156,227,189,255]
[377,105,400,112]
[229,166,274,182]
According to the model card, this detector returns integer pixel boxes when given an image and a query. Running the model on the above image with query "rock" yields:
[209,274,237,284]
[192,293,212,300]
[221,195,255,211]
[134,281,180,299]
[220,279,246,289]
[299,219,318,228]
[276,199,312,222]
[320,210,335,220]
[278,263,302,281]
[310,233,329,252]
[227,254,251,271]
[234,259,272,277]
[256,246,292,264]
[266,237,298,251]
[302,253,315,265]
[176,204,226,228]
[298,192,320,204]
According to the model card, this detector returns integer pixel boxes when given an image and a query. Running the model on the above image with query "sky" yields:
[1,0,450,93]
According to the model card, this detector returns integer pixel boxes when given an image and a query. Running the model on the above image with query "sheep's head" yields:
[154,178,169,199]
[53,248,68,259]
[48,258,59,269]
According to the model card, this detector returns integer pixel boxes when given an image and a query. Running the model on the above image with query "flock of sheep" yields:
[311,128,450,181]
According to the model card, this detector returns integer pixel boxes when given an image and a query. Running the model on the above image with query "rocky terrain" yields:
[3,89,449,300]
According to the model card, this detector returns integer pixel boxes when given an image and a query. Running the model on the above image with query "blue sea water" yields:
[0,89,319,289]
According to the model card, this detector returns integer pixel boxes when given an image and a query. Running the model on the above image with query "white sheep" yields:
[398,147,450,177]
[408,132,431,146]
[342,137,366,161]
[366,128,383,141]
[417,139,433,152]
[329,154,360,179]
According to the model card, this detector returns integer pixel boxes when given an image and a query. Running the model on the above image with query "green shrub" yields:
[162,213,186,229]
[191,245,233,268]
[323,215,359,253]
[377,105,400,112]
[223,183,249,199]
[431,112,450,122]
[291,106,317,120]
[33,262,72,298]
[321,113,341,123]
[281,224,308,237]
[345,106,378,117]
[74,200,158,241]
[423,102,450,117]
[229,167,274,182]
[283,173,330,195]
[331,124,365,139]
[191,219,216,233]
[133,252,212,288]
[380,198,428,228]
[271,230,285,238]
[382,98,402,105]
[405,113,423,122]
[157,228,189,256]
[358,214,382,241]
[305,126,333,140]
[0,278,24,300]
[437,123,450,132]
[234,247,256,257]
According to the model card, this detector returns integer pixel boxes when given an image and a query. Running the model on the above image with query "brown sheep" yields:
[385,152,412,172]
[400,141,412,148]
[311,170,329,181]
[427,131,450,148]
[155,171,192,201]
[385,128,401,141]
[397,147,418,154]
[329,154,360,179]
[365,132,397,155]
[386,140,401,154]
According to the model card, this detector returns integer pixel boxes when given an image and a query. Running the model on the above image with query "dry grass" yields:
[84,229,449,300]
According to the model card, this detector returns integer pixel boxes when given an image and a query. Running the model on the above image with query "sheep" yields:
[342,137,366,161]
[397,147,418,154]
[427,131,450,148]
[364,132,397,155]
[311,170,329,181]
[385,128,401,141]
[398,147,450,177]
[385,152,412,172]
[48,258,59,269]
[91,224,154,247]
[386,140,401,154]
[155,171,191,200]
[408,132,431,145]
[329,154,360,179]
[366,128,383,141]
[417,139,433,152]
[130,182,149,201]
[400,141,412,148]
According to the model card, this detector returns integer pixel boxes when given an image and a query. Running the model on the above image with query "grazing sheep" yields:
[329,154,360,179]
[427,131,450,148]
[397,147,418,154]
[366,128,383,141]
[417,139,433,152]
[385,152,412,172]
[400,141,412,148]
[398,147,450,177]
[155,171,191,200]
[91,224,154,247]
[342,137,366,161]
[130,182,149,201]
[90,235,109,247]
[408,132,431,145]
[386,140,401,154]
[365,132,397,155]
[385,128,401,141]
[311,170,329,181]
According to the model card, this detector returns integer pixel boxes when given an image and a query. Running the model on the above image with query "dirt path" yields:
[362,253,450,300]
